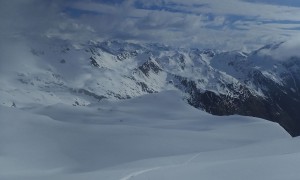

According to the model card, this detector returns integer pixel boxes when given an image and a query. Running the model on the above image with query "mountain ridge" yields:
[1,39,300,136]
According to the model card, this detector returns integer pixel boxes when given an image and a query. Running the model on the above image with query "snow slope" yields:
[1,91,299,180]
[1,39,300,136]
[0,40,285,107]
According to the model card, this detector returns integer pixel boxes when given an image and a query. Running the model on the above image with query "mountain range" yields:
[1,39,299,136]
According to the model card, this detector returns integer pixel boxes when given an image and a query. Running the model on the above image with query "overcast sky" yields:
[1,0,300,50]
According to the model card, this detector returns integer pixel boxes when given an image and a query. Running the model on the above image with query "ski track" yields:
[119,152,202,180]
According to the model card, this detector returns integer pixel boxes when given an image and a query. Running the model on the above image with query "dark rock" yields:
[138,59,162,76]
[90,57,100,67]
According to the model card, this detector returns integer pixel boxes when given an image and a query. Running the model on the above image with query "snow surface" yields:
[1,40,299,110]
[1,90,299,180]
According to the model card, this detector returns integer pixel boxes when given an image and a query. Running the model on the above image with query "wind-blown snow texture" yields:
[1,39,300,135]
[1,91,299,180]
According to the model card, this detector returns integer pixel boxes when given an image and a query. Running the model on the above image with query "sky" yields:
[1,0,300,50]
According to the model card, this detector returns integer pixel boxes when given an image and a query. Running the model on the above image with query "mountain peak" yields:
[1,40,300,136]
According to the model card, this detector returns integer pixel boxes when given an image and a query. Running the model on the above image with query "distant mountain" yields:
[1,39,300,136]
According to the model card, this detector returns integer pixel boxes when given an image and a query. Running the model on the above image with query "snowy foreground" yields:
[1,91,300,180]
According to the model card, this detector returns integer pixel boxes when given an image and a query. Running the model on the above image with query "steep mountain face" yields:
[1,40,300,136]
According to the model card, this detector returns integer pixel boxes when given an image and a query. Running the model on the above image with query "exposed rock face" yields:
[2,40,300,136]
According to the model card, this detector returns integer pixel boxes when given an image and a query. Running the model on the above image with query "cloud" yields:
[0,0,62,39]
[241,0,300,7]
[0,0,71,76]
[1,0,300,51]
[0,39,38,77]
[266,38,300,60]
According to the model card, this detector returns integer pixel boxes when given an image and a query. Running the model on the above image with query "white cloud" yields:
[153,0,300,21]
[2,0,300,51]
[266,37,300,60]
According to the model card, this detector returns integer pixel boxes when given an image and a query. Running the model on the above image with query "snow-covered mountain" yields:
[1,39,300,179]
[1,39,300,136]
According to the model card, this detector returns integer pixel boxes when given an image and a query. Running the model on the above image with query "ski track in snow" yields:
[119,152,202,180]
[120,167,162,180]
